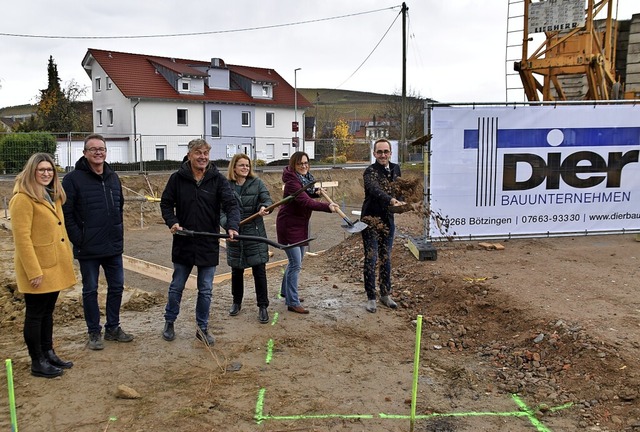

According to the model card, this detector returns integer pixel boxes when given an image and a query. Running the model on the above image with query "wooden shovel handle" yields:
[240,180,316,225]
[240,196,291,225]
[318,189,349,221]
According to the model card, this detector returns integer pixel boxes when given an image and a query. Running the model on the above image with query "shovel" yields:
[174,229,315,250]
[318,189,368,234]
[240,181,316,225]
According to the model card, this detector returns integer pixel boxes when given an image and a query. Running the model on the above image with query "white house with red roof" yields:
[80,48,312,163]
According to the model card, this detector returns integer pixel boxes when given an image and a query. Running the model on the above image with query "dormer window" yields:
[181,80,190,92]
[251,82,274,98]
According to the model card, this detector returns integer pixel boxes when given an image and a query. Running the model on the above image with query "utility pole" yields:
[401,2,407,164]
[294,67,301,151]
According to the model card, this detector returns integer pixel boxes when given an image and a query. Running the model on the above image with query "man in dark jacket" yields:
[361,138,405,313]
[62,134,133,350]
[160,139,240,346]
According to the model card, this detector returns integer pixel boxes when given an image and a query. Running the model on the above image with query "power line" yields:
[0,6,401,40]
[333,9,402,90]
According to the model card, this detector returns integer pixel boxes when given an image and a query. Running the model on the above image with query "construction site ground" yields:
[1,168,640,431]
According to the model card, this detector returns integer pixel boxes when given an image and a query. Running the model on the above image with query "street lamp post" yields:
[294,67,301,150]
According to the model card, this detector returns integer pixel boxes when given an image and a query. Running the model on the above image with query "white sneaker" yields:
[380,295,397,309]
[366,299,377,313]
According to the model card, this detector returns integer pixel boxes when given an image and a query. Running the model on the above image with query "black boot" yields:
[45,349,73,369]
[31,357,64,378]
[162,322,175,341]
[258,306,269,324]
[229,303,241,316]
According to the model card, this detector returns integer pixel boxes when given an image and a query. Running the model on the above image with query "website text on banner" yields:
[429,104,640,239]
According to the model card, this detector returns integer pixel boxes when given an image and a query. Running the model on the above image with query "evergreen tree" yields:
[16,57,88,133]
[37,56,76,132]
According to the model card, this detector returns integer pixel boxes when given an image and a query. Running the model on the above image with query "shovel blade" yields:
[341,220,368,233]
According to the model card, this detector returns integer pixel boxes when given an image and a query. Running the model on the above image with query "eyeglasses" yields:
[85,147,107,154]
[375,150,391,155]
[36,168,54,174]
[297,161,309,166]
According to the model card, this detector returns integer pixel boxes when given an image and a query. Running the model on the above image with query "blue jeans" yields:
[362,223,395,300]
[164,263,215,330]
[78,255,125,334]
[280,246,305,307]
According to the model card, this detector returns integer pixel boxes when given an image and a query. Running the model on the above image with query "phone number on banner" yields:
[440,214,582,227]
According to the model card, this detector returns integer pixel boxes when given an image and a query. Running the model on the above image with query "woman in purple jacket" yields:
[276,152,338,314]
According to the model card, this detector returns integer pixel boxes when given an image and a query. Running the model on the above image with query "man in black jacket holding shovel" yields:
[160,139,240,345]
[361,138,404,313]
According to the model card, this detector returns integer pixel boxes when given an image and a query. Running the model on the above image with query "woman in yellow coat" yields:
[9,153,77,378]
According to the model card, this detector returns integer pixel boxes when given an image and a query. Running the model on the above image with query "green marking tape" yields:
[265,339,274,364]
[548,402,574,412]
[256,400,573,425]
[511,394,554,432]
[411,315,423,426]
[256,387,373,422]
[271,312,279,325]
[6,359,18,432]
[255,388,266,424]
[267,413,375,420]
[254,312,575,430]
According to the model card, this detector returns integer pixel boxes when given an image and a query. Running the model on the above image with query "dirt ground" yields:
[1,169,640,431]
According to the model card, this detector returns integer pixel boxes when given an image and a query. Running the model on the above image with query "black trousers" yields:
[231,264,269,308]
[23,291,60,359]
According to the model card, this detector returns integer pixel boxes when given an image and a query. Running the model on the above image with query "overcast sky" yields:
[0,1,637,108]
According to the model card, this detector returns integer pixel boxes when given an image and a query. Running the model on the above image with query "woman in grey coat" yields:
[223,154,273,323]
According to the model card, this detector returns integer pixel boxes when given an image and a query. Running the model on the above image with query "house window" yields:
[95,77,102,92]
[262,85,271,97]
[266,143,275,159]
[106,77,112,90]
[177,109,188,126]
[107,109,114,126]
[266,112,274,128]
[211,110,221,138]
[181,81,190,91]
[241,111,251,127]
[155,146,166,161]
[96,110,102,127]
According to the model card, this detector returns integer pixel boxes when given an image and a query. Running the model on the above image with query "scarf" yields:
[296,171,317,195]
[44,186,55,207]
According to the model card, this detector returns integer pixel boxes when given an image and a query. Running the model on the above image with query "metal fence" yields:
[0,132,423,173]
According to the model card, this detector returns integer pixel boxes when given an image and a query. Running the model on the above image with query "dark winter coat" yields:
[361,161,402,227]
[221,176,273,269]
[276,166,332,245]
[62,157,124,259]
[161,161,240,267]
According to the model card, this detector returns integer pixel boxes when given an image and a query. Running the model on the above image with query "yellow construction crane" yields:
[515,0,618,101]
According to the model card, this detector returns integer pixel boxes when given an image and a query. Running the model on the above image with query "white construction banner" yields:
[429,104,640,239]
